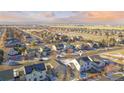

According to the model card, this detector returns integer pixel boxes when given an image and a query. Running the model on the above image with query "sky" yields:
[0,11,124,25]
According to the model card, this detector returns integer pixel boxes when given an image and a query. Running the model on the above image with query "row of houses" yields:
[50,26,124,37]
[56,55,118,80]
[30,30,84,44]
[0,63,55,81]
[6,42,100,62]
[4,38,22,48]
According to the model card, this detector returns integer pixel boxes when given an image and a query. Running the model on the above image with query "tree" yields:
[100,39,107,47]
[109,38,116,46]
[118,32,123,43]
[31,40,36,46]
[105,32,110,47]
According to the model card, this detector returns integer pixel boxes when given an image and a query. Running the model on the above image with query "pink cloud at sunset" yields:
[84,11,124,22]
[0,11,124,24]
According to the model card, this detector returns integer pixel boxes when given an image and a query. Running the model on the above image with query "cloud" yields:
[62,11,124,24]
[0,12,31,22]
[0,11,56,22]
[0,15,17,20]
[79,11,124,22]
[0,11,124,24]
[40,12,55,17]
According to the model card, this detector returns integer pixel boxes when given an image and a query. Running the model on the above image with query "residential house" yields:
[92,43,100,49]
[6,60,20,66]
[55,64,66,80]
[57,58,80,71]
[46,64,57,81]
[24,63,47,81]
[5,38,21,48]
[27,48,38,59]
[77,56,93,72]
[42,46,51,56]
[8,48,22,61]
[13,66,26,81]
[65,45,77,53]
[0,69,14,81]
[81,43,93,50]
[56,43,66,51]
[77,56,106,73]
[13,63,47,81]
[57,58,81,80]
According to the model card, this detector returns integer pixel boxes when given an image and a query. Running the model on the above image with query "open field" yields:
[101,49,124,64]
[51,25,124,30]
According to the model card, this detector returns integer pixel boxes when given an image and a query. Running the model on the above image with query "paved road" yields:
[16,27,44,41]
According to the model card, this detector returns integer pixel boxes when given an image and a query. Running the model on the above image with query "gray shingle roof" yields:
[0,69,14,81]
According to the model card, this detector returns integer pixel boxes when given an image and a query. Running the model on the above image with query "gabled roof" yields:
[0,69,14,81]
[59,58,80,71]
[77,56,94,66]
[8,48,18,56]
[78,56,92,62]
[24,63,46,74]
[24,65,33,74]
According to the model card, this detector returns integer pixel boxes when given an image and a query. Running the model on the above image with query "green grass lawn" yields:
[100,49,124,64]
[107,49,124,55]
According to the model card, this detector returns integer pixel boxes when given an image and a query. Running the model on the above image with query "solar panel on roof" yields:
[25,65,33,74]
[34,63,46,71]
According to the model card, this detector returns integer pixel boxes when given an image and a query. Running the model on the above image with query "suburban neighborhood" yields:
[0,12,124,81]
[0,24,124,81]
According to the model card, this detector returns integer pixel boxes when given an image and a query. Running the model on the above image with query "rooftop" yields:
[0,69,14,80]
